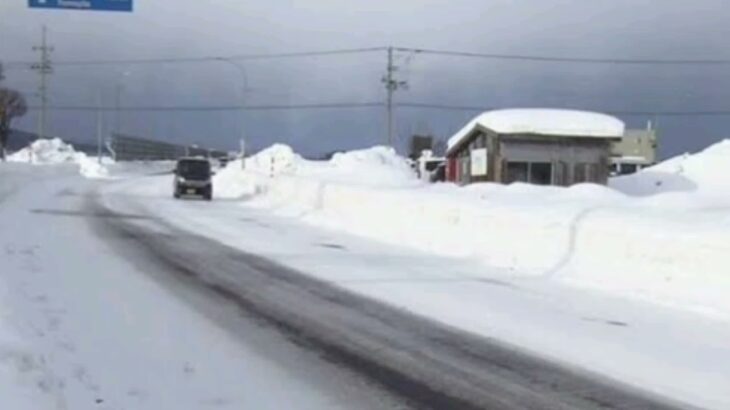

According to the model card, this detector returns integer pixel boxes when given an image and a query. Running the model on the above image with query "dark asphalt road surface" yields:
[89,187,689,410]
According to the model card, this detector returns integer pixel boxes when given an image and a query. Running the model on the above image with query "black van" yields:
[173,157,213,200]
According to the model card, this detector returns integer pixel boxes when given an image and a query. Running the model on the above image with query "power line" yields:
[8,45,730,68]
[231,47,387,61]
[394,47,730,65]
[397,102,730,116]
[24,100,730,116]
[26,102,384,112]
[4,47,387,69]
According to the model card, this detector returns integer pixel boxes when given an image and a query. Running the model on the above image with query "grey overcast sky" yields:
[2,0,730,157]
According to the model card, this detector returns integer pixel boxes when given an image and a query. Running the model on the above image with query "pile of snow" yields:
[214,144,417,199]
[448,108,625,150]
[325,147,416,186]
[213,159,257,199]
[611,140,730,197]
[214,141,730,317]
[77,155,110,179]
[8,138,79,164]
[245,143,302,176]
[8,138,109,179]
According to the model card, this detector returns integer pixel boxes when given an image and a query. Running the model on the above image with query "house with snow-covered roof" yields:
[445,108,625,186]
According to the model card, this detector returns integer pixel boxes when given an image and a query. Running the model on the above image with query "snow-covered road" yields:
[0,164,408,410]
[99,169,716,409]
[2,162,726,409]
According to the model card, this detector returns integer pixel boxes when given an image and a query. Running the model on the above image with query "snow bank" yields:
[8,138,79,164]
[611,139,730,196]
[214,144,417,199]
[324,146,417,186]
[216,142,730,317]
[8,138,110,179]
[448,108,625,150]
[245,143,302,176]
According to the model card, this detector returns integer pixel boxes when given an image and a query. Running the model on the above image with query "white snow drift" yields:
[611,139,730,197]
[8,138,109,179]
[214,140,730,318]
[448,108,626,150]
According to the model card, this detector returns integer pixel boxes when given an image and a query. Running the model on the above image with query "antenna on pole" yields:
[31,25,54,143]
[382,47,408,147]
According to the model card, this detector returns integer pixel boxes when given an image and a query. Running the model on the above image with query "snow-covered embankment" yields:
[215,142,730,317]
[8,138,109,179]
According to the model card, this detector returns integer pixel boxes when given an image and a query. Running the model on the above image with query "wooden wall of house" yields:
[496,136,612,185]
[447,128,614,186]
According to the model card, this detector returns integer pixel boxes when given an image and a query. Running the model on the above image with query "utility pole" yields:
[114,71,131,138]
[115,83,123,136]
[382,47,407,147]
[239,139,246,169]
[96,91,103,164]
[31,25,53,143]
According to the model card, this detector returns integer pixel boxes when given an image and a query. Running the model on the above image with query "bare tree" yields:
[0,80,28,160]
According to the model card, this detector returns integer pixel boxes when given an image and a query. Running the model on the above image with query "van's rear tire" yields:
[203,187,212,201]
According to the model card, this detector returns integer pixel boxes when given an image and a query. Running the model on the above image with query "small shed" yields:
[445,109,625,186]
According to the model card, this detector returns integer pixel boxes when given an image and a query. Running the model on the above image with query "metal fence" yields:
[110,133,229,161]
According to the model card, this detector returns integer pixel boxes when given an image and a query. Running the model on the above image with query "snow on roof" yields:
[447,109,625,151]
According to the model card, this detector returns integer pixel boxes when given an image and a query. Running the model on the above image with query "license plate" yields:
[187,189,196,194]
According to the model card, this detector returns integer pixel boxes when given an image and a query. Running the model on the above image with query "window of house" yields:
[506,162,529,183]
[530,162,553,185]
[505,162,553,185]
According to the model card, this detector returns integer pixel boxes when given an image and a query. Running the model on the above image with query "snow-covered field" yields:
[213,140,730,319]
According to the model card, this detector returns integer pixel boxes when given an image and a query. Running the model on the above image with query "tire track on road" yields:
[89,193,690,410]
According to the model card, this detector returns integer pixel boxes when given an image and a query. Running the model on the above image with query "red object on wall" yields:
[446,158,457,182]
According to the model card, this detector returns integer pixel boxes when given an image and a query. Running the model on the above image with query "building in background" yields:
[445,109,625,186]
[609,124,658,175]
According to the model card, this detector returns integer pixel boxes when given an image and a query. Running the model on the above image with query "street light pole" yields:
[114,71,131,138]
[96,90,103,164]
[216,57,250,167]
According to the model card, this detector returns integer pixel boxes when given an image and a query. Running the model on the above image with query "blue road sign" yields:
[29,0,132,12]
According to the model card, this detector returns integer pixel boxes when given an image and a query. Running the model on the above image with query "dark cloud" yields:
[2,0,730,157]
